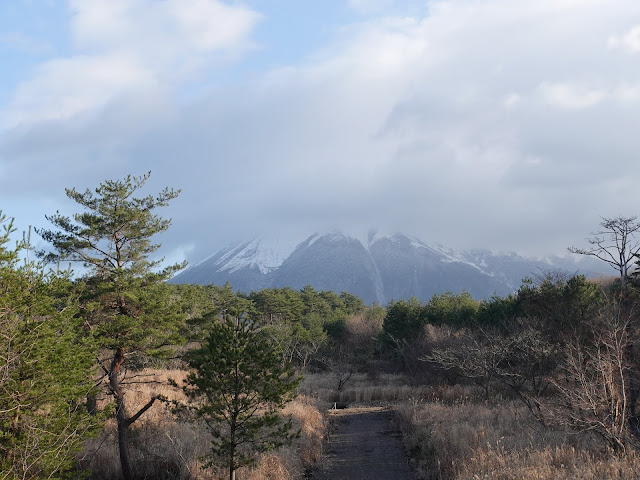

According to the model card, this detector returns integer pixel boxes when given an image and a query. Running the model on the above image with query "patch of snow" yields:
[410,240,497,275]
[303,230,365,248]
[304,233,323,249]
[199,229,603,281]
[187,242,240,270]
[323,231,348,243]
[217,237,300,274]
[367,231,407,248]
[217,242,253,266]
[369,233,493,275]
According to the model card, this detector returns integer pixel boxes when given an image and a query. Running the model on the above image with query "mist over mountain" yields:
[170,231,611,304]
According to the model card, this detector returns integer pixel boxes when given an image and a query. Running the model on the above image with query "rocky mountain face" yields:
[170,232,610,304]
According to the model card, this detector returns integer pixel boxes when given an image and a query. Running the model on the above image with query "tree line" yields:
[0,173,379,479]
[3,172,640,478]
[384,216,640,452]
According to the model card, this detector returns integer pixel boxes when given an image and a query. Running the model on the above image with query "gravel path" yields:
[311,406,419,480]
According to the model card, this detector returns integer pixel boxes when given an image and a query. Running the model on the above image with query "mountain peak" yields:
[171,230,611,303]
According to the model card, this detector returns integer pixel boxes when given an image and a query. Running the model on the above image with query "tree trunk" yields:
[229,415,236,480]
[110,348,133,480]
[229,448,235,480]
[116,395,133,480]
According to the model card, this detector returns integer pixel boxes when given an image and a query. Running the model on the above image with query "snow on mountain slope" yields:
[206,231,507,276]
[171,230,612,303]
[215,237,300,274]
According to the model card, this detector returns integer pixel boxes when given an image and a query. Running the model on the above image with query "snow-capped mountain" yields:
[170,231,611,304]
[190,237,298,275]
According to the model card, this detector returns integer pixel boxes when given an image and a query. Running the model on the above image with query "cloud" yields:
[1,0,260,128]
[538,82,606,109]
[609,25,640,52]
[4,0,640,262]
[502,93,521,109]
[69,0,259,55]
[5,53,155,125]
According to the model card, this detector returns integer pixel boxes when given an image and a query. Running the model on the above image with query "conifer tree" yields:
[0,211,97,478]
[181,315,301,480]
[37,172,186,480]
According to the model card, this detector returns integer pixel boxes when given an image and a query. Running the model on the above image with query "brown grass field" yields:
[80,369,640,479]
[396,388,640,479]
[79,369,326,480]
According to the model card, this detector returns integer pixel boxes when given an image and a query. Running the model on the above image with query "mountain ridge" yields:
[170,231,611,304]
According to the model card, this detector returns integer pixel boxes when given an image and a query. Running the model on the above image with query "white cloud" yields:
[310,17,427,81]
[235,0,640,254]
[608,24,640,52]
[502,93,521,109]
[615,82,640,101]
[1,0,260,128]
[6,53,155,125]
[5,0,640,259]
[538,83,606,109]
[70,0,259,55]
[167,0,259,51]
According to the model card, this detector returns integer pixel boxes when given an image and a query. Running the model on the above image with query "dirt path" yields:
[311,406,419,480]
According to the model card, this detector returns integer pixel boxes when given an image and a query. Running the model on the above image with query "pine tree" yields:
[37,172,186,480]
[181,314,301,480]
[0,211,97,478]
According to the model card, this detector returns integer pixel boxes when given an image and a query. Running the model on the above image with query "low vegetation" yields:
[397,393,640,480]
[78,369,325,480]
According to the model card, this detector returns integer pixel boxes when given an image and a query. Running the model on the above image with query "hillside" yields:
[170,231,609,303]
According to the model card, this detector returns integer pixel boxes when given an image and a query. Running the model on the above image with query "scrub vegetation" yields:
[3,174,640,479]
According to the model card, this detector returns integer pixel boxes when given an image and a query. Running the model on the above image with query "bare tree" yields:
[568,216,640,290]
[426,322,555,423]
[549,298,639,451]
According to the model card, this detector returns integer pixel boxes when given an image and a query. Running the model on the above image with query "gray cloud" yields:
[3,0,640,266]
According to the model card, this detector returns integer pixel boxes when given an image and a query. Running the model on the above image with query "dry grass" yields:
[396,387,640,480]
[299,372,482,406]
[81,368,640,479]
[79,369,326,480]
[242,398,326,480]
[590,274,618,287]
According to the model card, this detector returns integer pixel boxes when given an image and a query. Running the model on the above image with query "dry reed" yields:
[79,369,326,480]
[299,372,482,406]
[396,386,640,480]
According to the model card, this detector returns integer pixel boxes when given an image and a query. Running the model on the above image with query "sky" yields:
[2,0,640,267]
